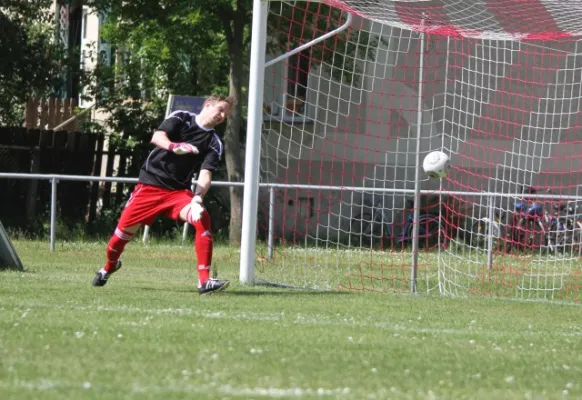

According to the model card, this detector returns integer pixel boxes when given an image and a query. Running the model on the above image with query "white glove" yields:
[190,195,205,222]
[168,142,199,155]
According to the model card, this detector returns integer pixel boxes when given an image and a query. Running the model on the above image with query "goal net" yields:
[249,0,582,301]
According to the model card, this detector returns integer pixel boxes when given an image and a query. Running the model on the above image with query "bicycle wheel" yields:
[406,215,446,249]
[470,219,504,250]
[501,212,516,253]
[547,217,572,254]
[350,212,383,248]
[572,222,582,257]
[470,220,488,249]
[560,221,582,256]
[521,217,547,253]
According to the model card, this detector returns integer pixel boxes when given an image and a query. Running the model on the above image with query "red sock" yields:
[189,210,213,285]
[104,227,133,272]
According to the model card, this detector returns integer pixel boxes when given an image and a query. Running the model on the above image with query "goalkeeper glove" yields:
[168,142,199,155]
[190,195,205,222]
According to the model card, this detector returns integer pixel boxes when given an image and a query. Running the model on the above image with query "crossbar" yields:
[264,12,353,68]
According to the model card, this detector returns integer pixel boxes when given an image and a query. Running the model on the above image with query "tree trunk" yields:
[223,6,246,246]
[224,83,243,245]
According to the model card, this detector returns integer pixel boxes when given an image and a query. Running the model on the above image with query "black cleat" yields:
[92,261,122,287]
[198,278,230,295]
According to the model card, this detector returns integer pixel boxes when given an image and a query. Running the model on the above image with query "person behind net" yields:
[92,94,236,295]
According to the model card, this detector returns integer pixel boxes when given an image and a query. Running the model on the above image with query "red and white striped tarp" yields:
[326,0,582,40]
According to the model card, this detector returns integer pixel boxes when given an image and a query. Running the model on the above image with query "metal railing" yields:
[0,173,248,252]
[3,172,582,269]
[0,173,305,257]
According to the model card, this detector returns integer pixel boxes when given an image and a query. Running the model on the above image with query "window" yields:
[263,49,313,123]
[82,10,88,39]
[284,51,310,117]
[298,197,314,219]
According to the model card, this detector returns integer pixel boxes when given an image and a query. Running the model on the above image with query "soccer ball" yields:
[423,151,450,179]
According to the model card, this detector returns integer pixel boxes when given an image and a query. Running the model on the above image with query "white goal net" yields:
[243,0,582,301]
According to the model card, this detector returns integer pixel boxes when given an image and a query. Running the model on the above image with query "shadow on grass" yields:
[136,286,196,293]
[226,289,352,297]
[0,267,31,273]
[133,286,351,296]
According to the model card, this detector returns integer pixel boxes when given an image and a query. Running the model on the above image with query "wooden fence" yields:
[0,127,148,229]
[24,98,78,131]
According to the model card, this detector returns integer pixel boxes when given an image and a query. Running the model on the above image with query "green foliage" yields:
[83,0,234,155]
[85,0,231,105]
[0,1,71,125]
[79,0,243,240]
[77,1,382,244]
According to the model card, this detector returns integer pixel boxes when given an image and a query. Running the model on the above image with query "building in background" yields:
[50,0,110,108]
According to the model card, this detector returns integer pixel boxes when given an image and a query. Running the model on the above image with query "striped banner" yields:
[327,0,582,40]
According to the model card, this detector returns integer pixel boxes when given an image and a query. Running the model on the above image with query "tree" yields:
[86,0,251,244]
[211,0,250,245]
[0,1,69,125]
[84,0,382,245]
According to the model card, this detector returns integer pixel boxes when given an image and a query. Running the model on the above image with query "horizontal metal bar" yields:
[0,145,39,151]
[264,12,353,68]
[2,172,582,201]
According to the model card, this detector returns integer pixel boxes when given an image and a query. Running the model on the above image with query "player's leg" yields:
[93,223,142,287]
[169,194,229,294]
[180,206,212,283]
[182,206,229,294]
[93,184,157,287]
[105,223,142,271]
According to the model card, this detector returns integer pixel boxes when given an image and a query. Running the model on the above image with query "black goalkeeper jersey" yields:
[138,110,223,190]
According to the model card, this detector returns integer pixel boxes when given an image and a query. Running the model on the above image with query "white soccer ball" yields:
[423,150,450,179]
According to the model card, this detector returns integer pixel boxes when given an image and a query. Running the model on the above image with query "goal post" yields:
[0,221,24,271]
[241,0,354,284]
[240,0,269,284]
[241,0,582,302]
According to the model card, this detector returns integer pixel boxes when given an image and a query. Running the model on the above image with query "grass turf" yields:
[0,240,581,399]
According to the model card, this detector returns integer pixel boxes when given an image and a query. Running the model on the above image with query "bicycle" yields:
[505,187,570,254]
[547,201,582,255]
[350,197,447,250]
[507,197,548,252]
[468,186,550,254]
[468,210,510,252]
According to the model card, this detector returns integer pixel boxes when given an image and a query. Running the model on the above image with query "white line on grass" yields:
[0,379,351,397]
[8,303,582,339]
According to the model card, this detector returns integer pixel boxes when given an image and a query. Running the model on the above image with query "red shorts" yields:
[117,184,193,228]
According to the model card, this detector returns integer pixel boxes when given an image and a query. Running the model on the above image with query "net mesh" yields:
[256,0,582,301]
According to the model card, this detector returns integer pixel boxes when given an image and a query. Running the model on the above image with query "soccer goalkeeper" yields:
[92,95,236,295]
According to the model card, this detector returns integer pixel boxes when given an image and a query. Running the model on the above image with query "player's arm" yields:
[151,130,199,154]
[196,136,222,197]
[194,169,212,199]
[150,130,175,150]
[151,112,199,154]
[189,141,221,221]
[189,169,212,221]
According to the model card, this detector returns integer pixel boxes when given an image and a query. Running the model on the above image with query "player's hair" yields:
[203,95,237,115]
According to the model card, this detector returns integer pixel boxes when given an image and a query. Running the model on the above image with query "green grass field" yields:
[1,240,582,399]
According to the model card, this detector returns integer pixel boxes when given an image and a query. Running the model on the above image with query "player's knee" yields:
[113,226,135,241]
[188,208,211,228]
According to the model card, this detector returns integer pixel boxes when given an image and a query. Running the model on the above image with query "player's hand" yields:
[168,142,199,155]
[190,195,205,222]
